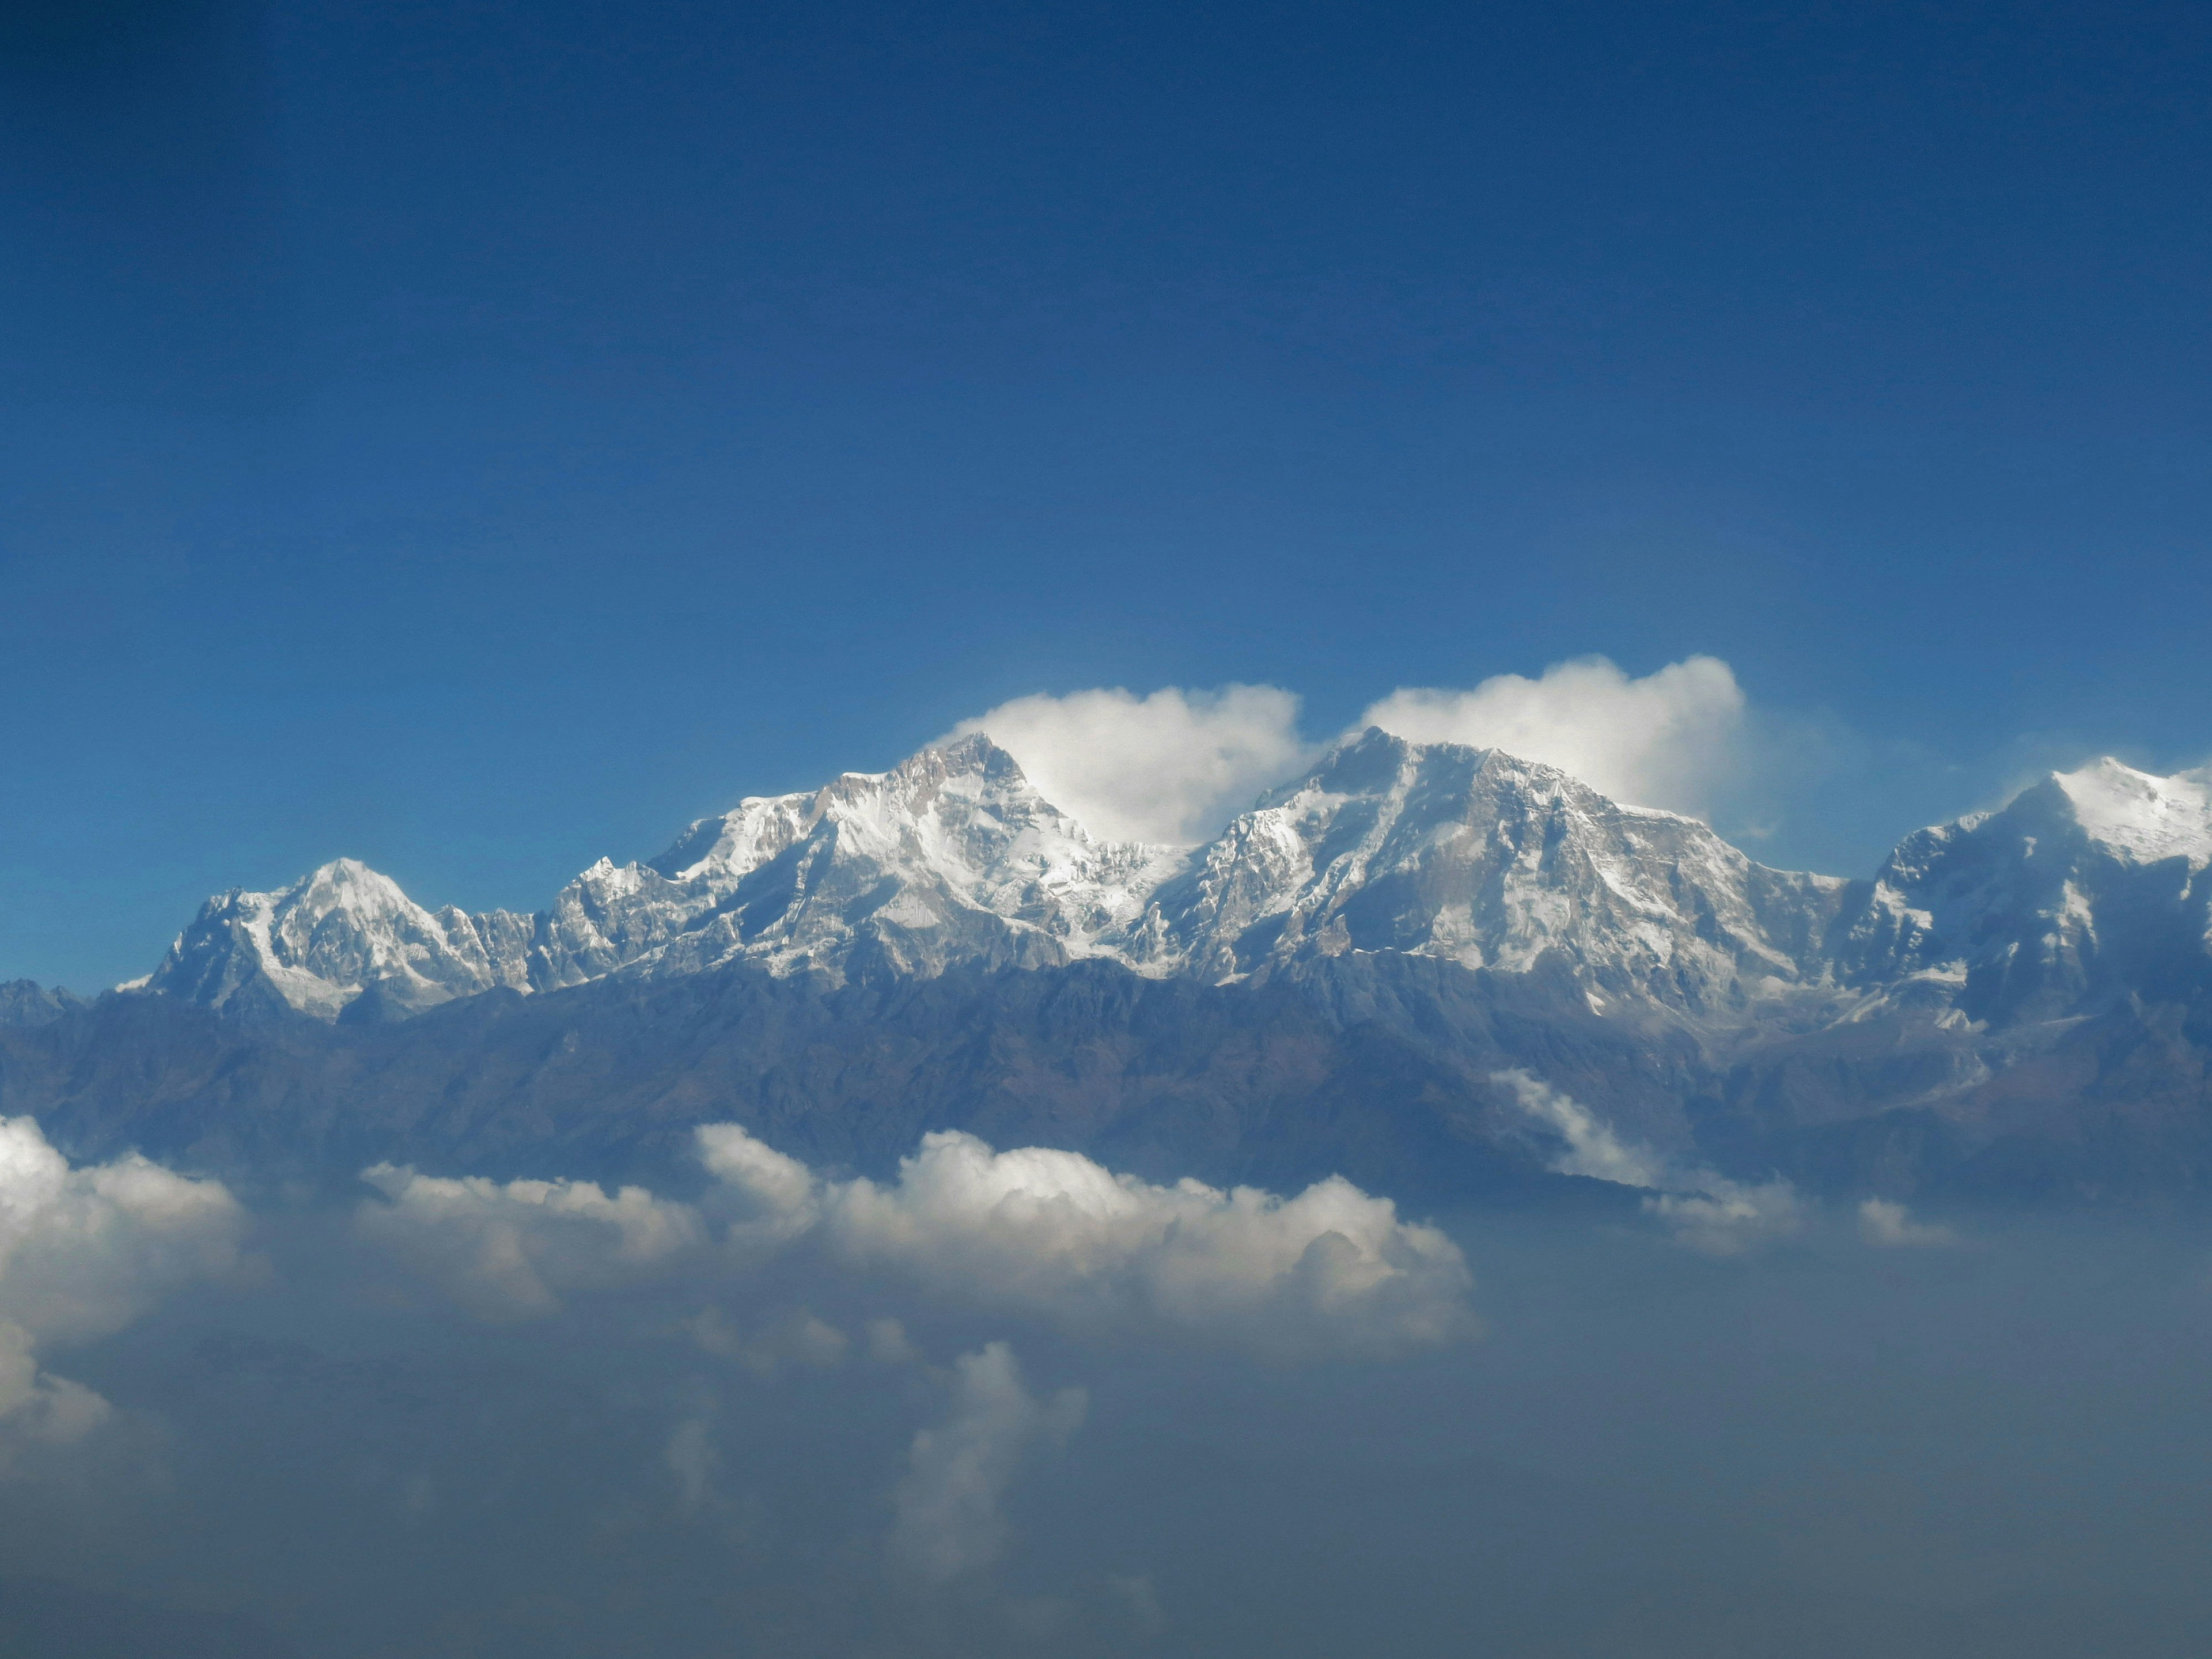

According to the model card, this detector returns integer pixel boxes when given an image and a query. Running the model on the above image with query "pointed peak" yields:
[1270,727,1612,811]
[304,855,396,887]
[906,730,1029,786]
[289,858,422,913]
[2049,756,2212,865]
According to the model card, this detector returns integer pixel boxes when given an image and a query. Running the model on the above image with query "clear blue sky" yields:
[3,0,2209,989]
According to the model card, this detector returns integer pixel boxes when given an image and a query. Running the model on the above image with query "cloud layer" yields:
[0,1117,248,1455]
[1361,656,1748,818]
[362,1126,1477,1361]
[950,684,1309,844]
[357,1165,704,1319]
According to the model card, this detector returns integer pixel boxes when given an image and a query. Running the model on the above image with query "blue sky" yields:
[3,0,2209,988]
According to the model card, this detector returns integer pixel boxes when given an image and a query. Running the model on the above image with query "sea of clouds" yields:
[2,1106,2209,1659]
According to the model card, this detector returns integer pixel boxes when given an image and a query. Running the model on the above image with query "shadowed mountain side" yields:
[1692,994,2212,1200]
[9,955,2212,1202]
[0,955,1702,1205]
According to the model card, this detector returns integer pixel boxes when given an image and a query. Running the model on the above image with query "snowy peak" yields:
[570,734,1185,984]
[1139,730,1844,1012]
[144,858,534,1020]
[149,739,1190,1020]
[132,738,2212,1033]
[1836,756,2212,1020]
[2051,757,2212,866]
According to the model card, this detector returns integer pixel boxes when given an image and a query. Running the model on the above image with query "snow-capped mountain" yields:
[1834,757,2212,1022]
[1128,731,1849,1016]
[528,736,1183,987]
[39,740,2212,1204]
[143,858,536,1020]
[137,734,2212,1047]
[143,736,1184,1018]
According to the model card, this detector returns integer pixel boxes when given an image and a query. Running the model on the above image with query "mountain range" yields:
[7,732,2212,1205]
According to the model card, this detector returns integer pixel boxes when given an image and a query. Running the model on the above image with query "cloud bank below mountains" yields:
[956,654,1752,844]
[0,1118,247,1457]
[360,1125,1477,1362]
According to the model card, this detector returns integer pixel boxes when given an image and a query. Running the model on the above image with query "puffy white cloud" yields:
[815,1131,1475,1359]
[359,1127,1476,1361]
[1857,1198,1956,1249]
[889,1341,1085,1582]
[1493,1070,1805,1255]
[1360,655,1747,817]
[355,1165,704,1319]
[951,683,1309,844]
[0,1117,248,1458]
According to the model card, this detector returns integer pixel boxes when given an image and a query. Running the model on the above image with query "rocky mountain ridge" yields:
[128,734,2212,1053]
[137,730,1874,1028]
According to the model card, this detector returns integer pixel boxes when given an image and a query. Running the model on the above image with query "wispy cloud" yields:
[890,1341,1086,1582]
[1492,1069,1804,1255]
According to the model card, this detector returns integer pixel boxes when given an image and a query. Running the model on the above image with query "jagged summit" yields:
[130,737,2212,1041]
[143,736,1181,1019]
[1831,754,2212,1023]
[531,733,1183,989]
[145,857,533,1020]
[1127,730,1846,1014]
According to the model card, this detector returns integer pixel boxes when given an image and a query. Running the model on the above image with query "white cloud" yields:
[0,1117,248,1459]
[812,1131,1476,1359]
[889,1341,1085,1582]
[1646,1180,1807,1256]
[1493,1070,1805,1255]
[1857,1198,1956,1249]
[1491,1067,1669,1189]
[355,1165,704,1319]
[1360,655,1747,817]
[360,1126,1476,1362]
[951,683,1309,844]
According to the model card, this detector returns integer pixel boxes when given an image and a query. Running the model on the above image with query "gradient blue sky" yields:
[4,0,2209,988]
